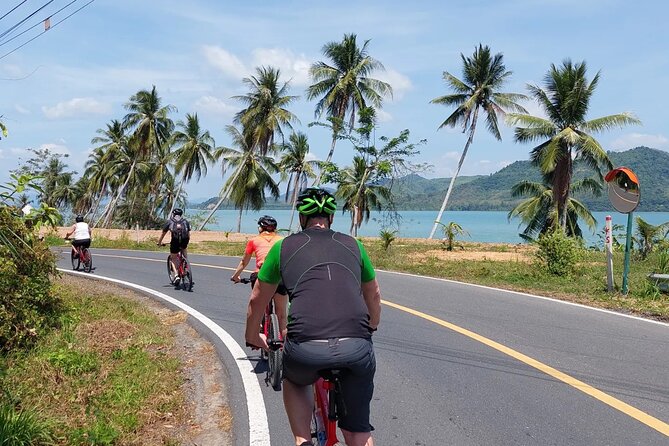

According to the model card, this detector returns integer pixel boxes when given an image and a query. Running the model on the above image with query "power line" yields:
[0,0,79,48]
[0,1,28,22]
[0,0,54,41]
[0,0,96,61]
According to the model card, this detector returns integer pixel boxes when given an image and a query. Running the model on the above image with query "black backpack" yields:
[169,217,190,242]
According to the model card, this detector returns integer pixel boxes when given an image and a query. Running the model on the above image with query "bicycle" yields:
[162,246,193,291]
[312,369,346,446]
[65,237,93,273]
[239,277,283,391]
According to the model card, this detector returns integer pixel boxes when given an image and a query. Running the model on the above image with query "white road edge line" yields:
[57,268,271,446]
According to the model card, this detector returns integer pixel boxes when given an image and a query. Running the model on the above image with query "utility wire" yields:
[0,0,79,48]
[0,1,28,22]
[0,0,96,61]
[0,0,54,41]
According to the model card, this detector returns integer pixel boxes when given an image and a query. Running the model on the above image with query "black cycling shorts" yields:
[169,238,189,254]
[283,337,376,433]
[249,272,287,295]
[72,239,91,249]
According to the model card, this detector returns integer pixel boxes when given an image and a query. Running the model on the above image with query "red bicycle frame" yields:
[313,376,340,446]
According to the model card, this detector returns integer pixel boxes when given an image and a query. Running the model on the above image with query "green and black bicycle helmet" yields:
[296,187,337,216]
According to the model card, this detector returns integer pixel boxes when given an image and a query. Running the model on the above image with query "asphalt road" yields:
[56,248,669,445]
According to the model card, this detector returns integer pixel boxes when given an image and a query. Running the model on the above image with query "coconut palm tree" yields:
[635,217,669,259]
[507,60,640,231]
[278,132,319,231]
[337,156,391,237]
[233,66,299,156]
[428,44,528,239]
[307,33,392,170]
[88,120,128,220]
[101,87,175,227]
[214,125,280,232]
[171,113,215,213]
[508,177,601,240]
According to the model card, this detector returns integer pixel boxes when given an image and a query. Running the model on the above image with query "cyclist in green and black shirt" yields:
[245,188,382,446]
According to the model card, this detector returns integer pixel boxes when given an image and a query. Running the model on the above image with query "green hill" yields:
[192,147,669,212]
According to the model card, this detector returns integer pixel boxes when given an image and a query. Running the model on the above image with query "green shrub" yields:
[0,402,55,446]
[535,230,583,276]
[379,229,397,251]
[0,207,62,353]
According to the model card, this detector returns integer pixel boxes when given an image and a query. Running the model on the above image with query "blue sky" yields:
[1,0,667,201]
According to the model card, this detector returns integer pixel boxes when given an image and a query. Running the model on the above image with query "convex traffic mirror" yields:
[604,167,640,213]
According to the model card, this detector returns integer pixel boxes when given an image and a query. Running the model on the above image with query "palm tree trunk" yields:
[197,165,246,231]
[170,177,185,215]
[313,136,338,186]
[428,108,479,239]
[237,207,242,233]
[87,179,107,223]
[102,161,136,228]
[288,173,300,232]
[553,148,573,231]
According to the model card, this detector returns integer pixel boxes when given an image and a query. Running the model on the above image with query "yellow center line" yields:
[76,251,669,436]
[382,300,669,437]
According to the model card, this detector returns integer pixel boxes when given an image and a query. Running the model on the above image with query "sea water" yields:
[193,209,669,245]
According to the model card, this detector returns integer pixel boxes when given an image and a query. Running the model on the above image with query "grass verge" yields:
[0,275,189,445]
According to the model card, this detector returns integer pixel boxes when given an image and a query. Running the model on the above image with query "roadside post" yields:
[604,167,640,295]
[605,215,614,291]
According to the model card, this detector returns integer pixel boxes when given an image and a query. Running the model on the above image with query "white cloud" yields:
[202,45,247,79]
[376,109,393,122]
[193,96,238,117]
[42,98,111,119]
[0,64,23,78]
[376,68,412,100]
[609,133,669,151]
[14,104,30,115]
[251,48,312,86]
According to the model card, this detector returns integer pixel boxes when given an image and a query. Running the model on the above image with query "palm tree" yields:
[337,156,391,237]
[214,125,280,232]
[233,66,299,155]
[307,33,393,171]
[507,60,640,230]
[102,86,175,227]
[635,217,669,259]
[278,132,319,231]
[428,44,528,239]
[88,120,127,221]
[436,221,469,251]
[508,177,601,240]
[171,113,216,214]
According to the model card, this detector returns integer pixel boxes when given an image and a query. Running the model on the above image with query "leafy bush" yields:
[535,230,583,276]
[0,207,62,354]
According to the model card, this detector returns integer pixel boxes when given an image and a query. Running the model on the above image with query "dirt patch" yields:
[61,275,233,446]
[412,248,534,263]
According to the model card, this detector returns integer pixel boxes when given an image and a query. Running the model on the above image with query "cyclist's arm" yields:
[245,279,277,350]
[231,252,252,281]
[362,279,381,330]
[65,224,76,238]
[157,223,169,244]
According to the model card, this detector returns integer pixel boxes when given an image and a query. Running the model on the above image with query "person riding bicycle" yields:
[245,188,382,446]
[65,214,92,257]
[157,208,191,285]
[231,215,288,335]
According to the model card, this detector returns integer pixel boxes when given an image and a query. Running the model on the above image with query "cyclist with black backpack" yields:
[157,208,191,285]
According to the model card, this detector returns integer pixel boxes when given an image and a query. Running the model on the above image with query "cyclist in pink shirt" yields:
[231,216,288,333]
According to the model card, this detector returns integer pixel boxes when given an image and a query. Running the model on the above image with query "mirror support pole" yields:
[621,211,633,295]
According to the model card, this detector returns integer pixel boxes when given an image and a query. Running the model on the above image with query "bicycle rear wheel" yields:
[71,249,80,271]
[82,248,93,273]
[267,313,283,391]
[167,257,176,284]
[182,263,193,292]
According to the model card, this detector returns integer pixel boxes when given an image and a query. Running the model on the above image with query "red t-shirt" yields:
[245,233,283,271]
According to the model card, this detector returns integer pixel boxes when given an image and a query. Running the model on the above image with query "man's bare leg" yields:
[282,379,313,445]
[341,428,374,446]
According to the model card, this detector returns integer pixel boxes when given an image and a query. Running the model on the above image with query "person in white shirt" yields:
[65,215,92,257]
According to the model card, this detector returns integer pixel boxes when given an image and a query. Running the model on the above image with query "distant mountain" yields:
[192,147,669,212]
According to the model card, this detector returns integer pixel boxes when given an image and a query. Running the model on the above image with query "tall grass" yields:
[0,403,55,446]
